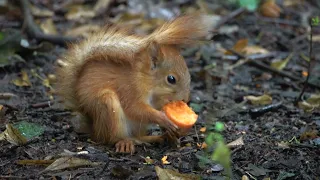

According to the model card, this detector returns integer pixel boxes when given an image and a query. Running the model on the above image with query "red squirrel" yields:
[56,14,215,154]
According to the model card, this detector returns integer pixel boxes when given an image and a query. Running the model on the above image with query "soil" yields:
[1,0,320,179]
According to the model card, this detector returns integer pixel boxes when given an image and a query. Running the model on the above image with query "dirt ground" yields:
[1,0,320,179]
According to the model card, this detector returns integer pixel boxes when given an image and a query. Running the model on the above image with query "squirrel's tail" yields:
[149,14,217,46]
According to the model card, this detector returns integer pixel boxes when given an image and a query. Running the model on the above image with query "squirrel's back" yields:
[56,14,216,109]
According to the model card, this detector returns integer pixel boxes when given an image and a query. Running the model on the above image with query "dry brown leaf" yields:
[199,127,206,133]
[66,5,95,21]
[155,166,201,180]
[225,39,248,55]
[43,157,101,172]
[197,142,208,149]
[0,124,28,145]
[40,19,57,35]
[17,159,55,166]
[30,4,53,17]
[227,136,244,148]
[241,45,269,55]
[144,156,154,164]
[65,24,101,38]
[260,0,282,18]
[244,94,272,105]
[93,0,111,15]
[161,156,170,165]
[12,70,32,87]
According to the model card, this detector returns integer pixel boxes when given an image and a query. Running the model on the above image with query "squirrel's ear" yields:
[147,41,163,70]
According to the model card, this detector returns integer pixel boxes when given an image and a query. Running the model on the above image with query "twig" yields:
[295,20,314,104]
[256,14,301,27]
[18,0,79,46]
[214,7,246,29]
[227,49,320,89]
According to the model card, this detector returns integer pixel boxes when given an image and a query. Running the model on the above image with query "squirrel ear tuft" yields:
[147,41,163,70]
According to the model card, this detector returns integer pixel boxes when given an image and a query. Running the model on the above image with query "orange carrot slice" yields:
[163,101,198,129]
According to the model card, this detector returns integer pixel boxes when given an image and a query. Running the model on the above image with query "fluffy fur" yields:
[56,14,214,152]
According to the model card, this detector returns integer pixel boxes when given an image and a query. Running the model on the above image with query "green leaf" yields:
[215,122,224,132]
[13,121,44,140]
[276,170,295,180]
[239,0,260,11]
[189,103,204,113]
[211,141,232,178]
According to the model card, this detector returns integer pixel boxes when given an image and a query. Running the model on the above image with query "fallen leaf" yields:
[161,156,170,165]
[227,136,244,147]
[225,38,248,55]
[239,0,259,11]
[260,0,282,18]
[155,166,201,180]
[40,19,57,35]
[12,70,32,87]
[302,71,308,77]
[244,94,272,105]
[241,45,269,55]
[14,121,44,140]
[144,156,154,164]
[197,142,208,149]
[298,101,314,112]
[30,4,53,17]
[66,5,96,21]
[64,24,101,38]
[271,54,293,70]
[43,157,101,172]
[93,0,111,16]
[0,124,28,145]
[17,159,55,166]
[199,127,206,133]
[306,94,320,106]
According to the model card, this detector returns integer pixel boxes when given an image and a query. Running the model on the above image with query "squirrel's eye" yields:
[167,75,176,84]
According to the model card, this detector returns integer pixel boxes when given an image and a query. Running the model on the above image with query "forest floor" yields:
[1,0,320,179]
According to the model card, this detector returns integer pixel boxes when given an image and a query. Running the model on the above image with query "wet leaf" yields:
[12,70,32,87]
[43,157,101,172]
[239,0,259,11]
[276,170,295,180]
[247,163,271,176]
[306,94,320,106]
[40,19,57,35]
[244,94,272,105]
[227,136,244,147]
[161,155,170,165]
[271,54,293,70]
[17,159,55,166]
[13,121,44,140]
[111,165,133,179]
[0,124,28,145]
[260,0,282,18]
[155,166,200,180]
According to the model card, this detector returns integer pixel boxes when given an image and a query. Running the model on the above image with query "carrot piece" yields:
[162,101,198,129]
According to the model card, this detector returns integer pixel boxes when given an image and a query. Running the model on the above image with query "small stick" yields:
[18,0,79,46]
[295,20,315,104]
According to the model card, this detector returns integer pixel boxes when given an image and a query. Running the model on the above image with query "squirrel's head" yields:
[140,42,191,110]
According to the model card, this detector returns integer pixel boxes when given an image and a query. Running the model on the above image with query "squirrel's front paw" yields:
[115,139,135,155]
[156,112,180,139]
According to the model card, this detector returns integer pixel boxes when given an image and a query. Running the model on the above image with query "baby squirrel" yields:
[56,14,215,154]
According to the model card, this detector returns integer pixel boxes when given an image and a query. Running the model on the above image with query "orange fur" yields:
[56,14,214,152]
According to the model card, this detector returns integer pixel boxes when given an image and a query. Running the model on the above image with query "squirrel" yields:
[56,14,215,154]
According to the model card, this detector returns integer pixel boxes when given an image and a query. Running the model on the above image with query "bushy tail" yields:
[149,14,216,46]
